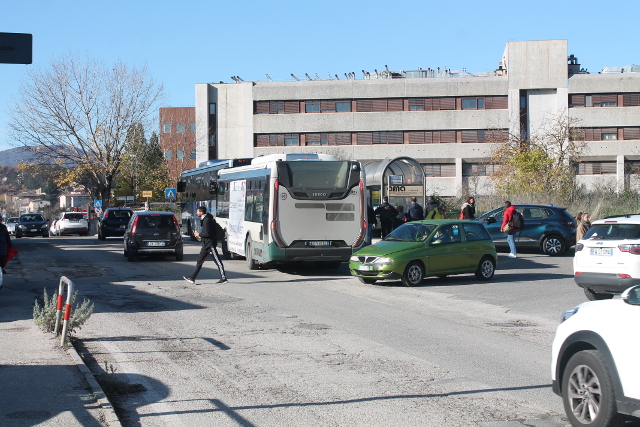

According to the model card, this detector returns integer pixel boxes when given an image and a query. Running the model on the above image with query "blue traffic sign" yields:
[94,199,102,207]
[165,188,177,199]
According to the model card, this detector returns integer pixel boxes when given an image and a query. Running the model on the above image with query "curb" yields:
[66,342,123,427]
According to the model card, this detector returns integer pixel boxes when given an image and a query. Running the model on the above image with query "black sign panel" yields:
[0,32,32,64]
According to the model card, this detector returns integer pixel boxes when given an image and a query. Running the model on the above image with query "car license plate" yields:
[147,242,166,246]
[30,229,38,232]
[307,241,331,246]
[357,265,372,271]
[590,248,612,256]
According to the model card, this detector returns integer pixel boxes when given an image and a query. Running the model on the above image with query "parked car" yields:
[5,217,19,235]
[349,219,497,286]
[54,212,89,236]
[15,213,49,238]
[475,204,575,256]
[123,211,183,262]
[551,285,640,426]
[98,207,133,240]
[574,214,640,300]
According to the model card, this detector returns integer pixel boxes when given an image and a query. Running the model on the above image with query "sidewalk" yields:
[0,272,114,427]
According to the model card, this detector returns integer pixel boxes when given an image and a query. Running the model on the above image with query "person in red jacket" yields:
[500,201,519,258]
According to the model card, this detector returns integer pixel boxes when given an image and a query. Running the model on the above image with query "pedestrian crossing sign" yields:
[165,188,177,199]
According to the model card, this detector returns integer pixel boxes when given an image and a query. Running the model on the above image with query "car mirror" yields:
[622,285,640,306]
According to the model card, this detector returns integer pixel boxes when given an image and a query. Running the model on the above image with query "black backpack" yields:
[512,211,525,229]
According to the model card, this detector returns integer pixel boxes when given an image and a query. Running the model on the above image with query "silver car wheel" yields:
[567,364,601,424]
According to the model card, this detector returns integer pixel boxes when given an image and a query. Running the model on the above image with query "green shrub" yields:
[33,288,94,335]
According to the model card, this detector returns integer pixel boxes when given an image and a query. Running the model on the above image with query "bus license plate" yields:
[590,248,612,256]
[307,241,331,246]
[147,242,166,246]
[358,265,372,271]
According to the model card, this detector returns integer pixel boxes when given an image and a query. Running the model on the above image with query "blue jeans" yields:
[506,234,517,254]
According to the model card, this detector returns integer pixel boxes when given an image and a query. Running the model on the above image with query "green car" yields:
[349,220,498,286]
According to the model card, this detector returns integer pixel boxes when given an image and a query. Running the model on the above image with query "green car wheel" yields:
[475,256,496,280]
[401,261,424,287]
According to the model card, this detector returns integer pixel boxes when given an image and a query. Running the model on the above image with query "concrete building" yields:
[194,40,640,196]
[59,191,91,209]
[159,107,197,181]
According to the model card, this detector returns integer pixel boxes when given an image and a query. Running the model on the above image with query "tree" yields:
[9,53,164,206]
[488,111,586,199]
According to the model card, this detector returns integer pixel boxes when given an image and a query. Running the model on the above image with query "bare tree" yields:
[9,53,164,204]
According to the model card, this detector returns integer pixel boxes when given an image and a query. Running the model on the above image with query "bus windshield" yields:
[286,161,350,189]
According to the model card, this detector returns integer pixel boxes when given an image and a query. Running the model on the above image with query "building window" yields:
[336,102,350,112]
[209,134,216,147]
[462,163,498,176]
[164,150,172,160]
[570,94,618,108]
[209,104,216,114]
[176,123,186,133]
[462,98,485,110]
[306,133,328,146]
[162,124,171,133]
[601,133,617,140]
[578,162,616,175]
[190,149,196,159]
[176,150,186,160]
[305,101,320,113]
[423,164,456,177]
[189,123,196,133]
[284,134,299,146]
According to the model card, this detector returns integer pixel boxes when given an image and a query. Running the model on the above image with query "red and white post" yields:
[54,276,74,346]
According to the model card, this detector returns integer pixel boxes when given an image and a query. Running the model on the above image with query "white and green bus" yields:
[180,153,368,270]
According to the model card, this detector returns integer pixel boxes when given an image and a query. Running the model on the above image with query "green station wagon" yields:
[349,220,498,286]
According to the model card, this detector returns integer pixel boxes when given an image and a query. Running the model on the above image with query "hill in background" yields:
[0,147,40,167]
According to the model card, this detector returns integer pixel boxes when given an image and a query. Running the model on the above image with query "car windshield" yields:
[584,224,640,240]
[383,223,436,242]
[21,214,44,222]
[7,218,18,224]
[63,213,84,220]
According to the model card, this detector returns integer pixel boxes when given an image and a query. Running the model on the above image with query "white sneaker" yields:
[508,253,517,258]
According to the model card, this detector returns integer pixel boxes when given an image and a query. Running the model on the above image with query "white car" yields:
[551,286,640,426]
[574,215,640,300]
[5,217,19,235]
[54,212,89,236]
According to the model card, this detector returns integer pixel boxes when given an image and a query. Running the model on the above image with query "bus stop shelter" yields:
[364,157,426,213]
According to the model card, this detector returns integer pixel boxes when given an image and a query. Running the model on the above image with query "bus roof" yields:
[181,158,252,177]
[251,153,339,165]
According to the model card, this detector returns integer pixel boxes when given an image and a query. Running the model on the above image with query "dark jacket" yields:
[199,213,217,247]
[375,202,398,221]
[367,205,376,224]
[0,223,11,256]
[425,198,440,215]
[461,203,476,220]
[405,202,424,222]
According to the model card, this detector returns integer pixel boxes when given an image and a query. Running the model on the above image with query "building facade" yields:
[159,107,197,181]
[194,40,640,196]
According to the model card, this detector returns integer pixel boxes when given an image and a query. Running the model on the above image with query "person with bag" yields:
[183,206,228,285]
[0,217,13,274]
[500,201,520,258]
[405,197,424,222]
[426,205,446,220]
[375,196,398,238]
[460,197,476,220]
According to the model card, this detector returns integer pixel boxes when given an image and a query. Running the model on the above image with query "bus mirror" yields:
[177,182,186,193]
[209,181,217,195]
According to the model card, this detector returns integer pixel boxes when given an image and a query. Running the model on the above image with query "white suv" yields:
[574,215,640,300]
[551,285,640,426]
[54,212,89,236]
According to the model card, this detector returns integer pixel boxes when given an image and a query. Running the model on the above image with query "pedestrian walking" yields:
[424,196,440,217]
[374,196,398,238]
[405,197,424,222]
[367,203,376,244]
[461,197,476,220]
[183,206,228,284]
[426,205,447,220]
[0,217,12,275]
[500,201,520,258]
[576,212,591,242]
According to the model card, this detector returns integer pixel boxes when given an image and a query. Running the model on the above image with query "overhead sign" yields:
[165,188,177,199]
[94,200,102,208]
[116,196,135,201]
[142,191,153,198]
[388,175,403,185]
[0,32,32,64]
[388,185,424,198]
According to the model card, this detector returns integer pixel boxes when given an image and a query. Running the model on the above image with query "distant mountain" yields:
[0,146,41,167]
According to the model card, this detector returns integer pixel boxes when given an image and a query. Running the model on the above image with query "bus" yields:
[179,153,368,269]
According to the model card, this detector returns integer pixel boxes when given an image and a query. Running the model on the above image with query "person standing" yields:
[424,196,440,217]
[405,197,424,222]
[183,206,228,284]
[426,205,446,220]
[576,212,591,241]
[0,217,12,274]
[461,197,476,220]
[374,196,398,238]
[500,201,520,258]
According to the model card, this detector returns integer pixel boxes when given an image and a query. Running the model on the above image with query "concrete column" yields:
[617,155,626,193]
[455,158,463,196]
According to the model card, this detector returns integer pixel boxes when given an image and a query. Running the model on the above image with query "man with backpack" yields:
[405,197,424,222]
[500,201,524,258]
[374,196,398,238]
[184,206,228,284]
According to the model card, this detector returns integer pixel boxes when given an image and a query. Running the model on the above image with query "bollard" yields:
[53,276,74,346]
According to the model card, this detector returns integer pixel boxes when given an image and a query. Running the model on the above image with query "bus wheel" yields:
[246,241,259,270]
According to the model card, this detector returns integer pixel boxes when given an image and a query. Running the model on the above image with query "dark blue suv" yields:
[475,204,575,256]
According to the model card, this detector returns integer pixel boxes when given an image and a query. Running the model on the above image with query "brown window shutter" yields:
[408,132,424,144]
[284,101,299,114]
[478,130,485,142]
[256,134,269,147]
[336,133,351,145]
[423,164,436,176]
[306,133,321,144]
[570,95,585,106]
[583,128,594,141]
[357,133,372,145]
[484,97,493,109]
[440,98,455,110]
[269,134,277,146]
[372,132,385,144]
[432,131,441,144]
[593,128,602,140]
[269,101,283,114]
[592,95,601,105]
[276,134,285,146]
[623,93,640,106]
[600,94,617,105]
[388,132,403,144]
[601,128,617,135]
[424,98,433,111]
[424,131,433,144]
[320,100,336,111]
[357,100,372,112]
[601,162,617,174]
[461,130,477,143]
[624,128,640,140]
[387,99,403,111]
[255,102,269,114]
[409,98,424,107]
[327,133,337,146]
[492,96,508,109]
[441,164,456,177]
[372,99,387,112]
[440,131,456,143]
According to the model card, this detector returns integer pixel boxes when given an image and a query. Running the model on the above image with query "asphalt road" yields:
[5,235,606,426]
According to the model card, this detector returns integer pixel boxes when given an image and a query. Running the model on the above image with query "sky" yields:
[1,0,639,152]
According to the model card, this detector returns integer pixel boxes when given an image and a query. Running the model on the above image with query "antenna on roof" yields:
[265,74,273,82]
[305,73,312,81]
[291,73,300,81]
[327,72,333,80]
[236,76,244,82]
[335,74,340,80]
[315,73,322,80]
